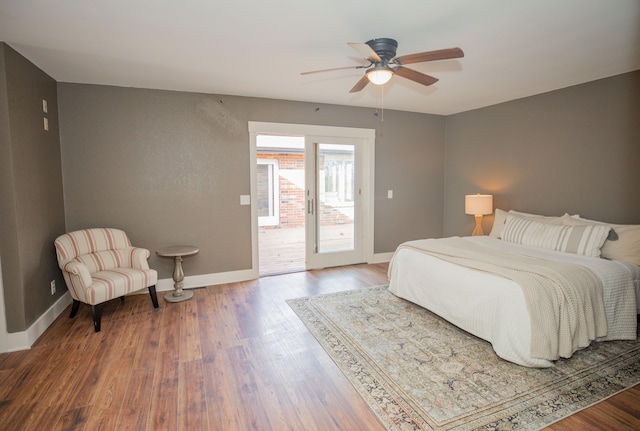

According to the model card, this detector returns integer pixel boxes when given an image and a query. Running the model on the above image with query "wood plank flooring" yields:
[0,263,637,430]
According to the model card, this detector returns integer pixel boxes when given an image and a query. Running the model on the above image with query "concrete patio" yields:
[258,224,354,276]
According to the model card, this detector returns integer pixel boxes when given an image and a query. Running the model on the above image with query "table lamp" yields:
[465,194,493,236]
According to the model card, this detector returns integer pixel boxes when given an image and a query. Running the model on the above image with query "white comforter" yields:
[388,236,638,367]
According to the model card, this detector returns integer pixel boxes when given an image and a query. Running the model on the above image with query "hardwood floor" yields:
[0,263,637,430]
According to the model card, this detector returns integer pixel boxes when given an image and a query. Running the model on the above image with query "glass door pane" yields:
[316,143,355,253]
[305,136,363,270]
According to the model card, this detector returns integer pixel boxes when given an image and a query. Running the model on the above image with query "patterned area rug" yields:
[287,286,640,431]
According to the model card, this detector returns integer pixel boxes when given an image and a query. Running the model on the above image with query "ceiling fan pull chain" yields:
[381,84,384,122]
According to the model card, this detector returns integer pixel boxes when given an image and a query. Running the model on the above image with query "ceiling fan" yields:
[301,38,464,93]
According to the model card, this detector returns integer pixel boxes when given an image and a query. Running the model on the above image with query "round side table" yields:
[156,245,199,303]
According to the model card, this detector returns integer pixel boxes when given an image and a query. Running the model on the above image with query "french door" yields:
[305,136,365,269]
[249,122,374,276]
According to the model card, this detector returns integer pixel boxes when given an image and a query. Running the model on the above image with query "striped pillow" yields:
[500,214,610,257]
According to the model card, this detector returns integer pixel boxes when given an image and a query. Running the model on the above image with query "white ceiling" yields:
[1,0,639,115]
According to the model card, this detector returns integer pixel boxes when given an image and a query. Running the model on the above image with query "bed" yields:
[388,210,640,368]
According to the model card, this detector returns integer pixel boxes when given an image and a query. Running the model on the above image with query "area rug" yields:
[287,285,640,431]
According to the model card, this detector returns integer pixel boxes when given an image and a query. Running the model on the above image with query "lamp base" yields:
[472,214,484,236]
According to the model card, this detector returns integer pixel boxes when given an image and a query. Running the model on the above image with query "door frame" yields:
[248,121,375,275]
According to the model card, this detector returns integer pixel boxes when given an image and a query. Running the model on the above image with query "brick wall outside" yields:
[257,153,353,229]
[258,153,305,228]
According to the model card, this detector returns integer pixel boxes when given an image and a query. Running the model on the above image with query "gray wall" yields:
[0,43,66,332]
[57,84,446,280]
[373,112,446,251]
[443,70,640,236]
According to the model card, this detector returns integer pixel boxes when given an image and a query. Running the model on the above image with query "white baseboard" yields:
[154,268,259,293]
[371,252,394,264]
[5,291,72,352]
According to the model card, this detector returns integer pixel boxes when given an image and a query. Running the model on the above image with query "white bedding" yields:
[388,236,638,368]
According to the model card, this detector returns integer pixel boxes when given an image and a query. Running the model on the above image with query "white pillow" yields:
[489,209,564,239]
[508,210,565,219]
[501,214,610,257]
[489,208,509,238]
[564,215,640,265]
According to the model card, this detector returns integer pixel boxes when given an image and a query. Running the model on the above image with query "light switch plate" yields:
[240,195,251,205]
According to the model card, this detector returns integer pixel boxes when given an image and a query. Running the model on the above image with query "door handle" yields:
[308,198,314,215]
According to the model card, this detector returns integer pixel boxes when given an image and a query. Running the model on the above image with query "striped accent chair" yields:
[54,228,159,332]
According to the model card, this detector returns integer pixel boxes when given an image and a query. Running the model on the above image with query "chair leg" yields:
[92,304,102,332]
[148,285,159,309]
[69,300,81,318]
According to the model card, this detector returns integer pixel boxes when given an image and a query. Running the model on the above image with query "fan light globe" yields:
[366,67,393,85]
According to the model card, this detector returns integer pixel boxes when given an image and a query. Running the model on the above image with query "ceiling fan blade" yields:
[349,75,370,93]
[394,47,464,65]
[301,65,367,75]
[394,66,439,86]
[347,42,382,62]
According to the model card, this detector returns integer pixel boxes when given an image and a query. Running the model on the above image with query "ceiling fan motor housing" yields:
[365,38,398,61]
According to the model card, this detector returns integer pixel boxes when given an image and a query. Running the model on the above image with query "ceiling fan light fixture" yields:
[303,38,463,93]
[366,65,393,85]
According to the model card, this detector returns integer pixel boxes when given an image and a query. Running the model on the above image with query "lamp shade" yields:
[465,194,493,215]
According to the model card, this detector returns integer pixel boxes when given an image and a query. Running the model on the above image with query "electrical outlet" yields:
[50,280,56,295]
